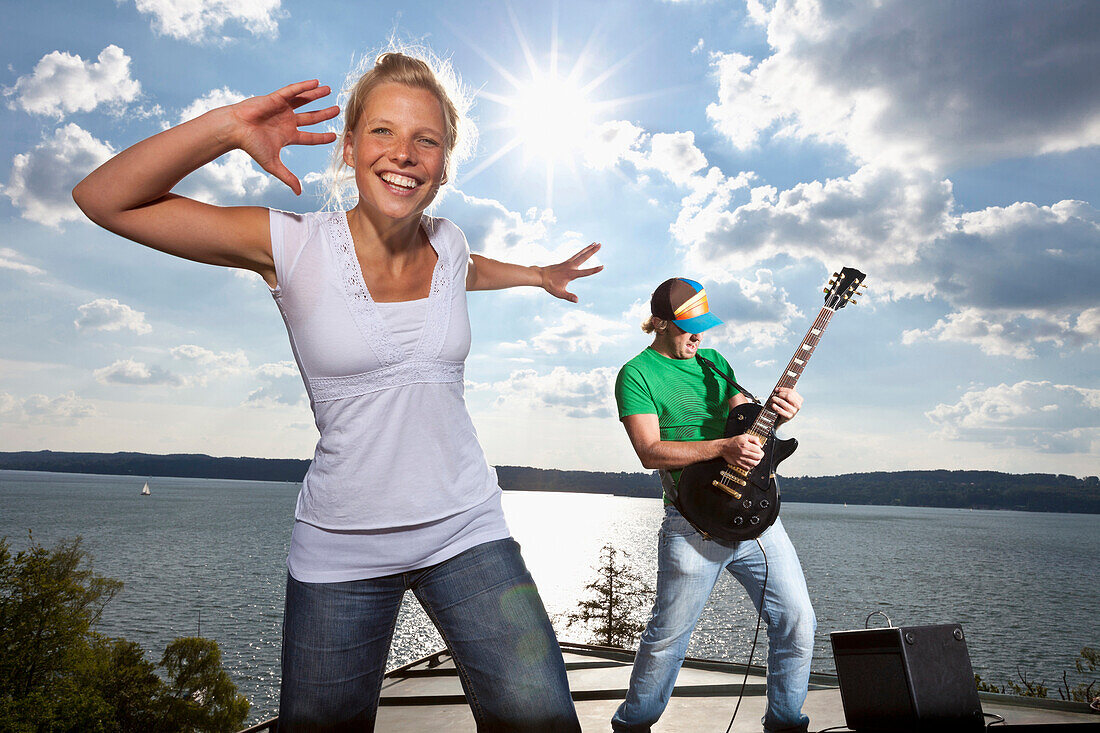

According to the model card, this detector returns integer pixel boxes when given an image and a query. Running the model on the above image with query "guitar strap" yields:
[696,354,760,404]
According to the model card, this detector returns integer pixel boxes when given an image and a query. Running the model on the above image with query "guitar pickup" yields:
[719,470,747,486]
[711,480,742,500]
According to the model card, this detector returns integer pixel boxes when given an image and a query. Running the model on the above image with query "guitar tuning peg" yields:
[823,288,830,294]
[832,272,839,278]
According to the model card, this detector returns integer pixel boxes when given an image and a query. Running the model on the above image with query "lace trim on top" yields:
[309,360,464,403]
[415,218,455,360]
[326,213,452,367]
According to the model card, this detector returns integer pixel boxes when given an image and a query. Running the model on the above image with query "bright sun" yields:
[459,16,631,207]
[504,72,596,162]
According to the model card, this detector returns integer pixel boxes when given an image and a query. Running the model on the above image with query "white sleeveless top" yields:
[268,209,509,579]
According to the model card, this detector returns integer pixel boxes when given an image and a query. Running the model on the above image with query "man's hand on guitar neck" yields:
[767,387,803,426]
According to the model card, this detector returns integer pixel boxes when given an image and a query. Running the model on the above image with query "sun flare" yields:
[455,13,635,207]
[504,71,597,163]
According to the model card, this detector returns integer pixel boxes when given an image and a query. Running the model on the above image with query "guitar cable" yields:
[725,537,769,733]
[697,354,775,731]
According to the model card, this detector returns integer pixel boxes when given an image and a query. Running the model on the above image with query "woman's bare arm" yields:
[466,243,602,302]
[72,80,339,287]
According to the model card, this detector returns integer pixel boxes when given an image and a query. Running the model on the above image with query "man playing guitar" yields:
[612,277,816,733]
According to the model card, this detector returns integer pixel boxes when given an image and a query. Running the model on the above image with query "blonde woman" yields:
[73,52,594,731]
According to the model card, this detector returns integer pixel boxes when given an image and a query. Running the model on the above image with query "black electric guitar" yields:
[675,267,867,542]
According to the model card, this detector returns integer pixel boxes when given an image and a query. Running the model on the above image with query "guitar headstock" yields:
[823,266,867,310]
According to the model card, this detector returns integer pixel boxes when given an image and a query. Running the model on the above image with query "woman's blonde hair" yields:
[326,43,476,209]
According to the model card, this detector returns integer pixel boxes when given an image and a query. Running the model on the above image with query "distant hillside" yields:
[1,451,1097,513]
[0,451,661,497]
[780,470,1100,514]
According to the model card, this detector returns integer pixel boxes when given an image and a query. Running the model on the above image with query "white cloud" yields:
[623,298,650,331]
[244,361,305,406]
[579,121,718,191]
[926,200,1100,314]
[165,346,302,401]
[178,87,245,123]
[903,310,1046,360]
[927,381,1100,453]
[899,200,1100,357]
[169,344,250,386]
[0,248,45,276]
[635,131,708,186]
[668,158,1098,357]
[253,361,299,379]
[1075,308,1100,345]
[90,345,302,400]
[94,358,183,386]
[703,269,802,350]
[133,0,283,43]
[170,344,249,370]
[485,366,618,419]
[451,191,597,268]
[4,45,141,118]
[3,123,114,227]
[581,120,645,170]
[524,310,633,354]
[75,298,152,335]
[0,391,95,423]
[707,0,1100,170]
[675,164,953,283]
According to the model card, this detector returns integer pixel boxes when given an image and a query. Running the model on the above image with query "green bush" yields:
[0,535,248,732]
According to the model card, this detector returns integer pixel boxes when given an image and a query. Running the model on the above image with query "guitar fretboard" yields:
[749,306,835,436]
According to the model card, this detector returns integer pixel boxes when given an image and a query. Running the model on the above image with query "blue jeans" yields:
[612,508,816,733]
[279,538,580,732]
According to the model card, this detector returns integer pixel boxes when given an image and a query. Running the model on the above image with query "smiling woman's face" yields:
[343,83,447,224]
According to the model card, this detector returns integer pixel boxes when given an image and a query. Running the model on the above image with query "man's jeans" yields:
[612,507,816,733]
[279,538,580,732]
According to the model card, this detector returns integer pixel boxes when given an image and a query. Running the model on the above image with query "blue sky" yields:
[2,0,1097,477]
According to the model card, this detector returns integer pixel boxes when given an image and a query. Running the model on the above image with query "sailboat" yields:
[140,480,151,496]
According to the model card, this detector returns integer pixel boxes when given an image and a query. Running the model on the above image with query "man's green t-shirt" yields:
[614,347,739,494]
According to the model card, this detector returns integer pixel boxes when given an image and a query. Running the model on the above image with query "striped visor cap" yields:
[650,277,723,334]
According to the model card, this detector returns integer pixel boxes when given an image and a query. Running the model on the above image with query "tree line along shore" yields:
[2,450,1098,514]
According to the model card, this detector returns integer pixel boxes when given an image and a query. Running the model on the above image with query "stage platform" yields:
[241,641,1100,732]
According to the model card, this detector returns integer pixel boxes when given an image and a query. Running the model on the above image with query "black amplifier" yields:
[830,623,985,732]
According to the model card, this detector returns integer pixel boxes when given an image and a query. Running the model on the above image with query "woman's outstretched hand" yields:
[229,80,340,195]
[539,243,603,302]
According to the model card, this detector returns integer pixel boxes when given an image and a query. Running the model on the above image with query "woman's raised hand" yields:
[539,243,603,303]
[229,80,340,195]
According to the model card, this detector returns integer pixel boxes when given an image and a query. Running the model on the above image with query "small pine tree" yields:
[564,543,654,648]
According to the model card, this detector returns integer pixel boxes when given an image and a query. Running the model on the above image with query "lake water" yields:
[1,469,1096,724]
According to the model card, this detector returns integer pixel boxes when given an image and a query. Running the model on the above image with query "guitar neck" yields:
[748,306,835,436]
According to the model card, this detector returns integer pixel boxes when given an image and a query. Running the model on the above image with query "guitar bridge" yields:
[719,469,747,487]
[711,479,742,500]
